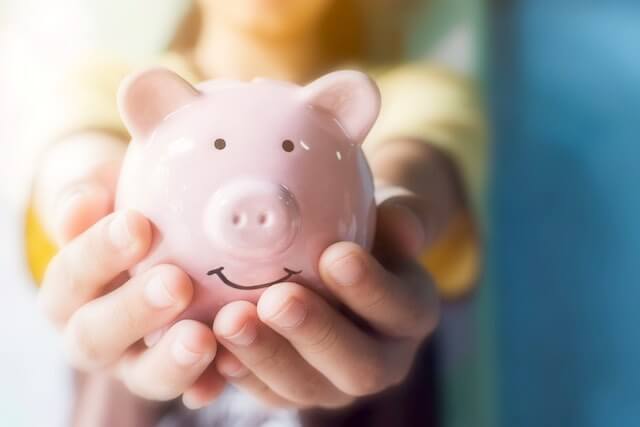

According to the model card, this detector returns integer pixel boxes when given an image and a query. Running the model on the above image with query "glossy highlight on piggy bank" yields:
[116,68,380,324]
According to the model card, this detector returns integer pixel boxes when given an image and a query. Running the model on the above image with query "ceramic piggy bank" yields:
[116,68,380,324]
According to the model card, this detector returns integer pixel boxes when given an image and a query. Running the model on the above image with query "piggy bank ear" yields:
[118,68,199,140]
[301,71,381,143]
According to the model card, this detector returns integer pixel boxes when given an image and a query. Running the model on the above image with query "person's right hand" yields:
[35,133,224,408]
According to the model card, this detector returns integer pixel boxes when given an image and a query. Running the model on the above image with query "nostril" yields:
[204,179,300,258]
[258,212,269,226]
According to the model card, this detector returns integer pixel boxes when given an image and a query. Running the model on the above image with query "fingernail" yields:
[109,212,133,249]
[329,254,364,286]
[267,299,307,329]
[172,334,206,366]
[145,276,177,308]
[223,322,257,347]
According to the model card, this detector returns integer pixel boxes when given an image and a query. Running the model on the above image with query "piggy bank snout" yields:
[204,180,300,259]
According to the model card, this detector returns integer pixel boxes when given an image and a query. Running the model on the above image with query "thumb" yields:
[374,184,433,258]
[33,133,126,246]
[52,180,113,245]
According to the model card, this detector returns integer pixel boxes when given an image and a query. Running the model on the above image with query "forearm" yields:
[366,138,467,244]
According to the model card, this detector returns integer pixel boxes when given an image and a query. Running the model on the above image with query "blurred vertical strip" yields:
[490,1,640,426]
[408,3,499,427]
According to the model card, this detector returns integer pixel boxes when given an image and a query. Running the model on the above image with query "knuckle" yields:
[120,292,143,332]
[361,281,389,314]
[305,316,339,355]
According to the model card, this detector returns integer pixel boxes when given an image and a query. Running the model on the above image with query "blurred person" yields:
[27,0,486,426]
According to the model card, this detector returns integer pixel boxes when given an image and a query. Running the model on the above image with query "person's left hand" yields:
[187,194,440,410]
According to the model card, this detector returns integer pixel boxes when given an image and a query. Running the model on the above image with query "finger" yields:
[63,265,193,370]
[53,180,113,245]
[319,242,439,340]
[38,210,152,326]
[182,362,227,410]
[215,350,293,409]
[375,197,428,258]
[117,320,217,401]
[258,283,404,398]
[214,301,348,408]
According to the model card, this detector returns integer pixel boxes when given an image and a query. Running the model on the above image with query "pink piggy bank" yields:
[116,68,380,325]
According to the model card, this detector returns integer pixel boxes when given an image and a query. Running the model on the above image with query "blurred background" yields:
[1,0,639,426]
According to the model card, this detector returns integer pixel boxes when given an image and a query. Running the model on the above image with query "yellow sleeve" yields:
[46,52,200,141]
[25,53,199,283]
[367,64,488,299]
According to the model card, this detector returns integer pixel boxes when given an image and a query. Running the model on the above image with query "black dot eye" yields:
[214,138,226,150]
[282,140,295,152]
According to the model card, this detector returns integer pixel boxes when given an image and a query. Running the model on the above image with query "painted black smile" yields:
[207,267,302,290]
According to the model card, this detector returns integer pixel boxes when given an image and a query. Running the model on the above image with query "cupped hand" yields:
[209,194,439,409]
[36,134,223,407]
